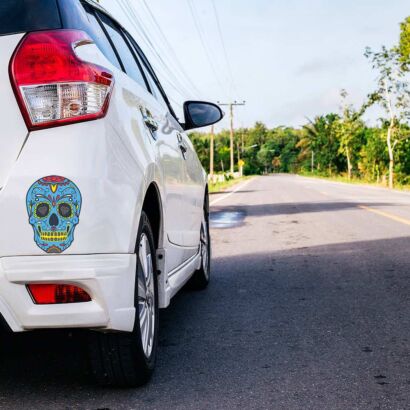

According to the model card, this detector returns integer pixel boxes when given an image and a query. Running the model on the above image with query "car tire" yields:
[88,211,159,387]
[188,196,211,290]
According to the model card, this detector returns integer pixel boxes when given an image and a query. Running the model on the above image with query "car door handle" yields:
[144,115,158,132]
[140,107,159,132]
[176,133,187,159]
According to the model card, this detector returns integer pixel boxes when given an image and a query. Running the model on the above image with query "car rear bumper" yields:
[0,254,136,332]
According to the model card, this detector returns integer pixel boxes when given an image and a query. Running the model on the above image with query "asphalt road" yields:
[0,175,409,409]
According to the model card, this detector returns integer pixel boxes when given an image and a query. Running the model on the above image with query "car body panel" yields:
[0,33,28,188]
[0,0,208,332]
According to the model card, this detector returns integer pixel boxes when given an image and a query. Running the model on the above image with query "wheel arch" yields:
[204,183,209,214]
[142,182,163,251]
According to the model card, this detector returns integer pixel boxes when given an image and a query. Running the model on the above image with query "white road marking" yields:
[210,178,255,206]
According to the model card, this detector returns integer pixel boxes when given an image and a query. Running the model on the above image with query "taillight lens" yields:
[27,284,92,304]
[10,30,114,130]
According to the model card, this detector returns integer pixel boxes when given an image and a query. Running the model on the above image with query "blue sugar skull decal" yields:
[26,176,82,254]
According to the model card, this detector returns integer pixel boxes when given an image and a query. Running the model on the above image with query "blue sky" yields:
[100,0,409,130]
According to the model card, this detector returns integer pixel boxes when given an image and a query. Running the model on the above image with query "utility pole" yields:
[311,151,315,173]
[217,100,246,175]
[209,125,214,181]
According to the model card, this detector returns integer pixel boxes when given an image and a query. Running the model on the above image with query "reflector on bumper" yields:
[27,284,91,305]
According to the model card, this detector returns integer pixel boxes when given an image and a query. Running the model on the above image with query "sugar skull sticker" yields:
[26,176,82,254]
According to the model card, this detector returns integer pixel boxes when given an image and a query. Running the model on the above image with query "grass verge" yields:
[209,176,252,194]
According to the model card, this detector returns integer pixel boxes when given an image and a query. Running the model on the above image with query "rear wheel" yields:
[188,201,211,290]
[88,211,158,387]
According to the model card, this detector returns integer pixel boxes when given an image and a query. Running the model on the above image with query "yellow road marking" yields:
[358,205,410,227]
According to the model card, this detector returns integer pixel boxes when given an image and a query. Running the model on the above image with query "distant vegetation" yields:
[190,16,410,189]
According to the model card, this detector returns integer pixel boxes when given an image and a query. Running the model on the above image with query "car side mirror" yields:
[183,101,224,130]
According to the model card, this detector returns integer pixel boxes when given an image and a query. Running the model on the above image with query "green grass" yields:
[209,176,252,194]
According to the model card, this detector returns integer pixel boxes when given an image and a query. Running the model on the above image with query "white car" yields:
[0,0,223,386]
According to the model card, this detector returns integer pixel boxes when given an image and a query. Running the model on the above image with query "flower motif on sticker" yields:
[26,176,82,254]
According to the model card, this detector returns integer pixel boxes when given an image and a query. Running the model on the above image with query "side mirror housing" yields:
[183,101,224,130]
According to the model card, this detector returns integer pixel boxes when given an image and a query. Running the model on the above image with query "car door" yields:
[125,35,202,259]
[178,130,206,249]
[91,10,189,270]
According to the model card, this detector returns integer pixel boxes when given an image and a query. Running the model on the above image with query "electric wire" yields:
[139,0,204,98]
[210,0,238,97]
[117,0,195,101]
[120,1,194,99]
[186,0,228,97]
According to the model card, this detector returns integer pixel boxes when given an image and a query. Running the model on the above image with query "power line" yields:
[139,0,204,98]
[126,0,199,99]
[186,0,228,96]
[117,0,195,100]
[210,0,237,97]
[123,2,194,98]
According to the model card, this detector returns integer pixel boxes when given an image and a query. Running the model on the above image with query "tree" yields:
[301,114,341,174]
[398,16,410,69]
[365,45,410,188]
[359,128,387,183]
[334,90,365,180]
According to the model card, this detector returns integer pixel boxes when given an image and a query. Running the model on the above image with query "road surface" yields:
[0,175,409,409]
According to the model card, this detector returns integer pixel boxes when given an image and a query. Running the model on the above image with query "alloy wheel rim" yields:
[137,233,155,358]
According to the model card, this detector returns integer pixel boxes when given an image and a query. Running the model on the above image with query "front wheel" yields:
[88,211,159,387]
[188,202,211,290]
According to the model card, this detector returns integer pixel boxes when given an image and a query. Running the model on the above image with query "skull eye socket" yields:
[35,203,50,218]
[58,203,73,218]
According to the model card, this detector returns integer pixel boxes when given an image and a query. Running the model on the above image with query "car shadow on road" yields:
[211,201,399,218]
[0,236,409,409]
[0,329,90,385]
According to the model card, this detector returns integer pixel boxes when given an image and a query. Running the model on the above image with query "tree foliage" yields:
[365,44,410,187]
[399,16,410,68]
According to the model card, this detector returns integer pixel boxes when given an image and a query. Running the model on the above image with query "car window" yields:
[125,32,176,114]
[82,6,122,70]
[97,12,149,91]
[141,60,168,108]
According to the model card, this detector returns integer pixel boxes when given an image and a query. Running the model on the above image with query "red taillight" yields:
[10,30,114,130]
[27,284,92,305]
